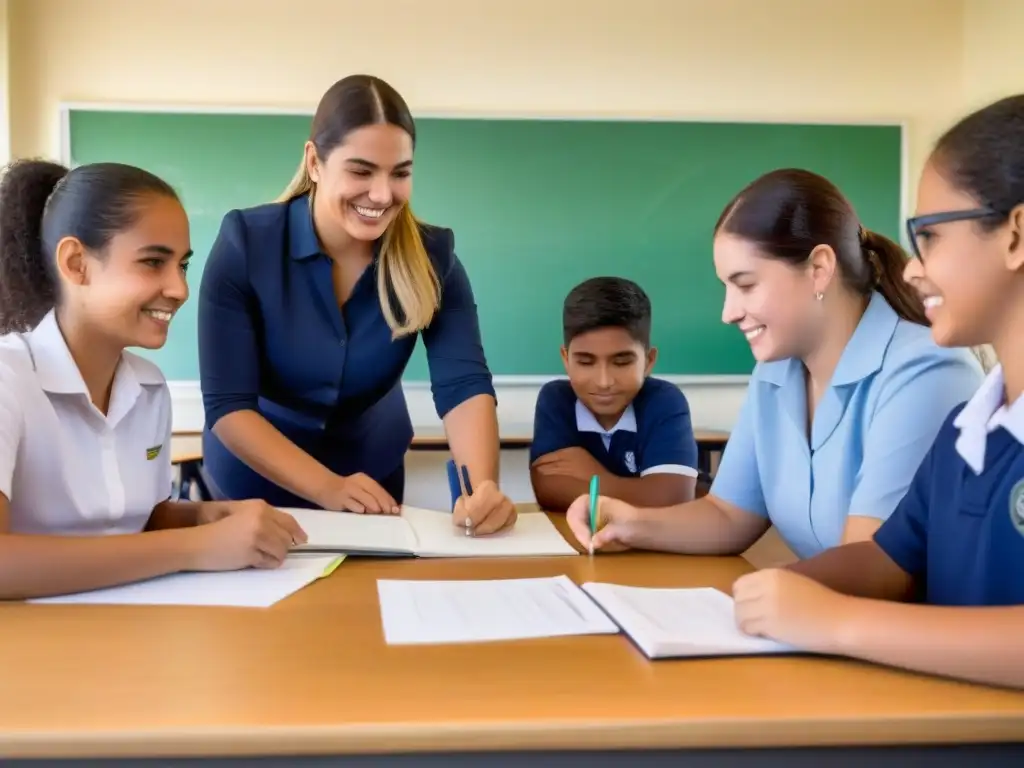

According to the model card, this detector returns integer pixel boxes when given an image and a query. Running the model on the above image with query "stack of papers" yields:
[284,505,578,558]
[377,575,619,644]
[376,576,795,658]
[28,554,344,608]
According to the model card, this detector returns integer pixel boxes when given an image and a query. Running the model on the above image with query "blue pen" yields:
[588,474,600,553]
[446,459,474,534]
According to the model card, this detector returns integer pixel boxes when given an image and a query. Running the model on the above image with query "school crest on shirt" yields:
[146,444,163,461]
[624,451,637,474]
[1010,479,1024,537]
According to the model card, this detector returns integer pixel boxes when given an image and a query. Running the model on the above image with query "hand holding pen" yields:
[448,460,518,536]
[565,478,638,553]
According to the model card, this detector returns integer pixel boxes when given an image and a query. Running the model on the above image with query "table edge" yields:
[3,713,1023,759]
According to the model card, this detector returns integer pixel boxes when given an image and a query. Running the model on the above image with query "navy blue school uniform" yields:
[530,377,698,479]
[874,365,1024,606]
[196,194,495,507]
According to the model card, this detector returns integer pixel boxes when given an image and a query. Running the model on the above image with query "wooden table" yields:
[1,514,1021,765]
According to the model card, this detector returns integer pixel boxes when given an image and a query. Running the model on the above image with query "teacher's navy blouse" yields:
[197,194,496,507]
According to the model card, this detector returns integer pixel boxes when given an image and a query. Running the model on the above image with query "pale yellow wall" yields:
[0,0,9,164]
[3,0,1021,226]
[962,0,1024,112]
[7,0,967,215]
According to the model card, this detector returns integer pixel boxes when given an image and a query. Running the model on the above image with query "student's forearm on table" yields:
[626,496,768,555]
[145,500,204,530]
[531,472,587,512]
[828,600,1024,690]
[785,542,916,601]
[443,394,500,486]
[599,472,695,507]
[0,529,199,600]
[212,410,337,506]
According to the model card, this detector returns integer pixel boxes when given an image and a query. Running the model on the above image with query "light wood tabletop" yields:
[0,512,1022,764]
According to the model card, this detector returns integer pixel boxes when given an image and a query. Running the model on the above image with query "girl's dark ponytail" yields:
[0,159,69,334]
[860,227,928,325]
[0,159,179,336]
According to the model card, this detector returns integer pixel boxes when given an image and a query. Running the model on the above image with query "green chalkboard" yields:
[67,108,902,381]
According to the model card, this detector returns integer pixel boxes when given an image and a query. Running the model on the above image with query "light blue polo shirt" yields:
[711,292,984,559]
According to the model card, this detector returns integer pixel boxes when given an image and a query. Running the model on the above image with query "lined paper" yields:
[403,506,579,558]
[377,575,619,644]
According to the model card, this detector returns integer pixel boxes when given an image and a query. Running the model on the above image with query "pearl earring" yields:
[815,292,824,301]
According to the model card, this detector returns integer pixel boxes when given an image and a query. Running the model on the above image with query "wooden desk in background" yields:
[171,428,731,467]
[1,511,1021,765]
[171,427,730,501]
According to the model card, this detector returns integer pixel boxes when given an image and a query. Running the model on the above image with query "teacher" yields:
[197,74,517,535]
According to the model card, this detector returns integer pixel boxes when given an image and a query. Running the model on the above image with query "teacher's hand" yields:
[452,480,517,536]
[326,473,400,515]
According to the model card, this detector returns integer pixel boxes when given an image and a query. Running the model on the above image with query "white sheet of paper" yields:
[402,506,579,558]
[581,583,791,656]
[377,575,619,645]
[28,554,342,608]
[284,508,417,554]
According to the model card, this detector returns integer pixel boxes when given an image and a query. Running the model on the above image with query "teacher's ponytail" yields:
[377,203,440,337]
[276,157,314,203]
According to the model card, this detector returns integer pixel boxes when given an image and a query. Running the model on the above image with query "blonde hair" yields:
[276,74,441,339]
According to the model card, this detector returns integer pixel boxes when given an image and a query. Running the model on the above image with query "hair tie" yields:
[865,247,883,286]
[43,171,70,213]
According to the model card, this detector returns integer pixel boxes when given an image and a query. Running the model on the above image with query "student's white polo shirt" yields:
[0,311,173,535]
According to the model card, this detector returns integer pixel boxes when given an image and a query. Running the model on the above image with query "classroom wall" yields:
[0,0,1009,437]
[962,0,1024,112]
[0,0,10,165]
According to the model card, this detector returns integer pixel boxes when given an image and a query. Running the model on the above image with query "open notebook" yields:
[581,582,795,659]
[283,505,578,558]
[376,576,796,658]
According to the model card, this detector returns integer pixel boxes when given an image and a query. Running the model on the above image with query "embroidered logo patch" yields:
[1010,479,1024,537]
[624,450,637,474]
[146,445,163,461]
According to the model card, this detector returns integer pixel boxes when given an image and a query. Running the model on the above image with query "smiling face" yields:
[58,193,191,349]
[902,160,1017,348]
[561,327,656,426]
[306,123,413,245]
[714,232,827,361]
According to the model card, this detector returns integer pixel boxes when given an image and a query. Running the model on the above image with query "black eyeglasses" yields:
[905,208,1002,258]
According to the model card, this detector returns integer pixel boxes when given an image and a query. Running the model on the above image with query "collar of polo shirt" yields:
[954,364,1024,474]
[26,310,164,426]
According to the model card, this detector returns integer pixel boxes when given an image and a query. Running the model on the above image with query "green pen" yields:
[588,474,600,548]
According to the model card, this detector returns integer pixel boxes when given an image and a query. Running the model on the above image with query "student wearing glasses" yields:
[731,94,1024,690]
[566,168,983,560]
[197,75,516,535]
